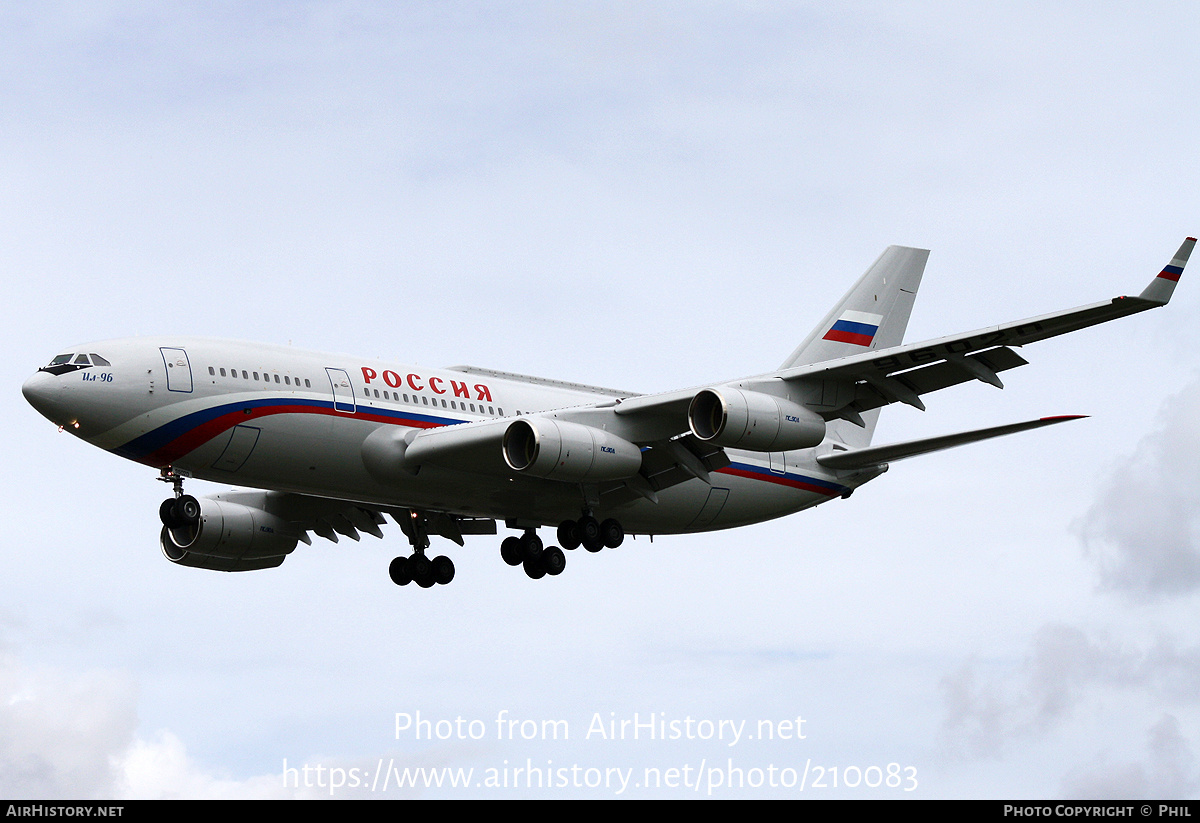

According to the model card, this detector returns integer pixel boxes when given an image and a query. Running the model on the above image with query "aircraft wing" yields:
[392,238,1192,494]
[756,237,1194,421]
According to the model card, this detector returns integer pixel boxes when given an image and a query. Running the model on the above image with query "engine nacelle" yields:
[503,418,642,482]
[688,387,826,451]
[160,498,298,572]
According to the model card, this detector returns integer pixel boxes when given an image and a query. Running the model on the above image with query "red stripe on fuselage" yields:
[716,465,842,497]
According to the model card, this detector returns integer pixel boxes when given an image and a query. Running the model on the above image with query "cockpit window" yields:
[39,352,110,376]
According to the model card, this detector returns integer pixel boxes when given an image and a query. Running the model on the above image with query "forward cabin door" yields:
[325,367,356,413]
[160,347,193,393]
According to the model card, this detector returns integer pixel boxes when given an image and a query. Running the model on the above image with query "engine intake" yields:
[160,498,298,571]
[688,388,826,451]
[503,418,642,482]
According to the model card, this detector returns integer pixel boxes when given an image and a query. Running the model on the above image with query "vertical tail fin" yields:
[781,246,929,448]
[780,245,929,370]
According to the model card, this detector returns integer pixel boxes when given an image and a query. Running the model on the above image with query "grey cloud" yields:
[1059,714,1198,799]
[1078,378,1200,599]
[941,623,1200,794]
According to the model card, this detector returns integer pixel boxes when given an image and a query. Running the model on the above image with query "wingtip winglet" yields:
[1138,236,1194,304]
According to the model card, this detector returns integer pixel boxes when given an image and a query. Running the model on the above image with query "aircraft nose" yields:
[22,371,67,425]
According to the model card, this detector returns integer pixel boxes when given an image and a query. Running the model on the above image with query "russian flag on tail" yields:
[822,310,883,346]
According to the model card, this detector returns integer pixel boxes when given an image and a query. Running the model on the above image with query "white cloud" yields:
[0,651,134,798]
[0,649,286,799]
[116,730,288,799]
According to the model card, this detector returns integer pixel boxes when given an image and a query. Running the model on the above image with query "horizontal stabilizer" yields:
[815,415,1086,470]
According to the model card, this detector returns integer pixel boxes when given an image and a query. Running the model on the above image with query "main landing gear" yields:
[499,515,625,580]
[389,510,455,588]
[500,531,566,580]
[555,515,624,553]
[389,553,455,588]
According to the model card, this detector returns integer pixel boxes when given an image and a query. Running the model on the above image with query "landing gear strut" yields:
[390,510,455,588]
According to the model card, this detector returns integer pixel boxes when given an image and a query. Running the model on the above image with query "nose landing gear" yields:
[157,467,201,529]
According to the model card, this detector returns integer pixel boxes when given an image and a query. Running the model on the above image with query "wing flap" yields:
[838,347,1028,417]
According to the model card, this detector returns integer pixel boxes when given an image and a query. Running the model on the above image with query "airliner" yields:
[21,239,1193,589]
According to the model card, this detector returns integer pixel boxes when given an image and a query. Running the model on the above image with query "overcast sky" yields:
[3,1,1200,798]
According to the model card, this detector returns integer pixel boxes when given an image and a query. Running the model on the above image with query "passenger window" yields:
[220,368,226,377]
[285,376,291,385]
[242,371,249,379]
[274,374,280,383]
[208,367,215,375]
[304,379,310,388]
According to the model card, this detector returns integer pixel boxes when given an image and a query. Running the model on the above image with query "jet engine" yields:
[502,418,642,482]
[160,497,298,572]
[688,387,826,451]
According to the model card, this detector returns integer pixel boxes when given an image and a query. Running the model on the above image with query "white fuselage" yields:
[22,337,866,535]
